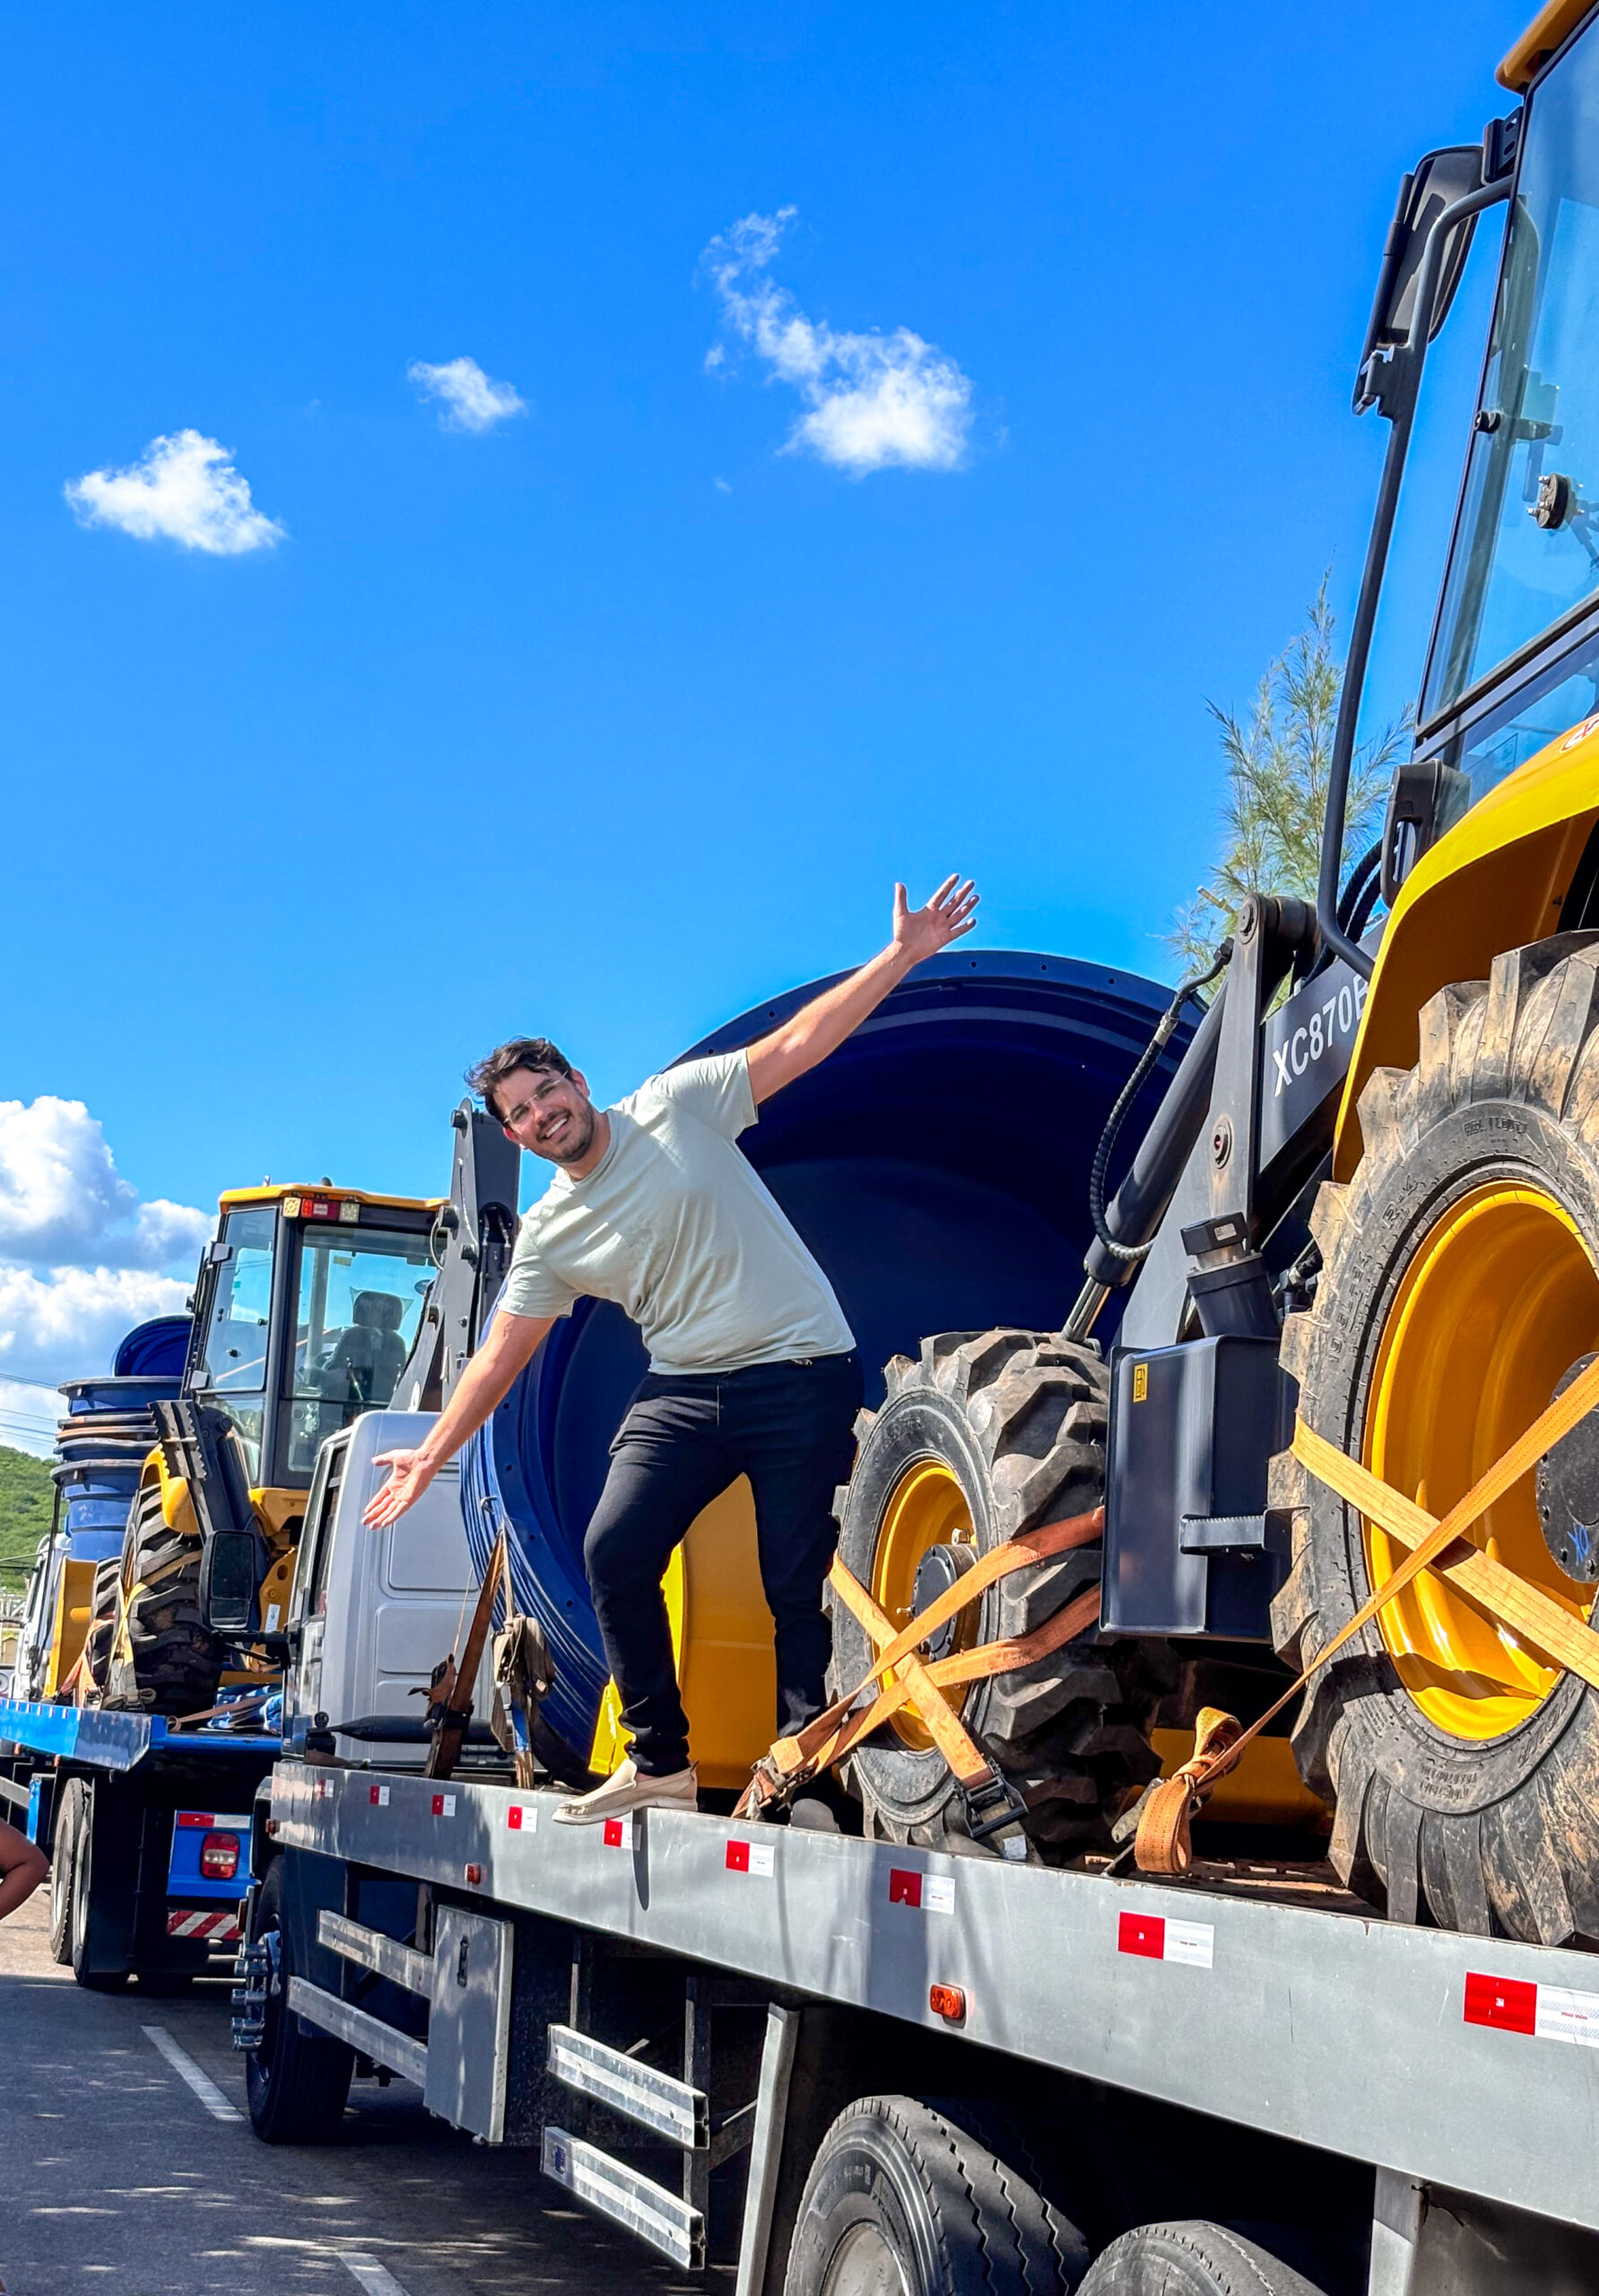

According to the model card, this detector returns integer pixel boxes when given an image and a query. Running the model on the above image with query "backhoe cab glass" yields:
[1427,22,1599,735]
[286,1226,434,1474]
[193,1205,276,1474]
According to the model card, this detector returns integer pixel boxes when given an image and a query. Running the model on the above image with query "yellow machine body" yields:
[587,1478,776,1790]
[1335,720,1599,1178]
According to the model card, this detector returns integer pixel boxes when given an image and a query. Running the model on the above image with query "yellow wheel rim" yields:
[1364,1182,1599,1740]
[871,1459,977,1751]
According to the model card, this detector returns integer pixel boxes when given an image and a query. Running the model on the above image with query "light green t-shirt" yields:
[500,1049,856,1376]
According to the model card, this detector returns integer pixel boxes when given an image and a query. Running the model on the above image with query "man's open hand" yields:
[363,1449,439,1529]
[892,874,978,967]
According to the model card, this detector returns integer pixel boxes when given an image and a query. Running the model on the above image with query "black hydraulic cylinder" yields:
[1082,982,1227,1291]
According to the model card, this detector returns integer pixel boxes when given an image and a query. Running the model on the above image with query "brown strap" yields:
[769,1507,1102,1782]
[1134,1352,1599,1876]
[426,1530,507,1781]
[826,1562,998,1790]
[734,1505,1105,1820]
[811,1584,1103,1783]
[1294,1421,1599,1693]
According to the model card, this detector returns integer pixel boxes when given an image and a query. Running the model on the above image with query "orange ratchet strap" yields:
[1134,1352,1599,1878]
[736,1505,1104,1841]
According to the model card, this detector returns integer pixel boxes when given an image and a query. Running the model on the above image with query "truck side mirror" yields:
[1355,145,1484,414]
[199,1529,258,1636]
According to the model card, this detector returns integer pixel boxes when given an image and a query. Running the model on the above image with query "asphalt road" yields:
[0,1888,707,2296]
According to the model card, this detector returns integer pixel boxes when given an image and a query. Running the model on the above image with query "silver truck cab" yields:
[282,1410,491,1766]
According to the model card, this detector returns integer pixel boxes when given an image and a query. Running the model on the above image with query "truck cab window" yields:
[287,1230,433,1475]
[1427,25,1599,727]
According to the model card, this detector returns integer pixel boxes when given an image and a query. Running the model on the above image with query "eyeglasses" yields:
[500,1074,569,1130]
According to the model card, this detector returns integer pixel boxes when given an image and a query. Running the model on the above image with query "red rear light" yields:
[200,1831,240,1881]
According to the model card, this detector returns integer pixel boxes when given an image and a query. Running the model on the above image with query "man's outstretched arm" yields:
[363,1308,555,1528]
[745,876,978,1107]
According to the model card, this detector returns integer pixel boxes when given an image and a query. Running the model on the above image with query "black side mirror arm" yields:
[1318,174,1511,984]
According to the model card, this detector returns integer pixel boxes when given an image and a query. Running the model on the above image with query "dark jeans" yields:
[584,1352,865,1777]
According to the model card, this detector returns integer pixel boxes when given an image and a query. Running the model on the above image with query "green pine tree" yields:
[1170,577,1411,977]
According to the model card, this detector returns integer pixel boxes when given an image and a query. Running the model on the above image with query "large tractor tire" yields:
[1273,935,1599,1944]
[830,1331,1165,1858]
[105,1485,226,1718]
[80,1557,123,1692]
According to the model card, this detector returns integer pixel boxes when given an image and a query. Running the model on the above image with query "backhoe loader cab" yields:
[88,1184,438,1718]
[191,1187,438,1487]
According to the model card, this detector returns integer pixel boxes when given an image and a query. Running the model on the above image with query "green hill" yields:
[0,1448,56,1595]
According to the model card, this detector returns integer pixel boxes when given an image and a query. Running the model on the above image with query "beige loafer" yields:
[552,1757,699,1825]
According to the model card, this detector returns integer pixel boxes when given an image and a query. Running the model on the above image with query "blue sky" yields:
[0,0,1534,1433]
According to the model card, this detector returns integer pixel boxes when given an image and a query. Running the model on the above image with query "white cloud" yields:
[408,356,526,433]
[0,1265,192,1388]
[0,1100,207,1391]
[65,430,285,554]
[703,208,973,475]
[0,1099,211,1273]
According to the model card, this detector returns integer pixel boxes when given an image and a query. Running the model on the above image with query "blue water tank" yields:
[464,950,1188,1760]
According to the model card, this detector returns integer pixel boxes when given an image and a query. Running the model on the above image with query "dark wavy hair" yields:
[465,1036,574,1118]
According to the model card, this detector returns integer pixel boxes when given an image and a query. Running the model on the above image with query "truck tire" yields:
[69,1785,130,1991]
[48,1779,83,1963]
[1272,937,1599,1943]
[106,1485,225,1718]
[244,1860,353,2144]
[82,1558,123,1692]
[1078,2222,1327,2296]
[785,2095,1090,2296]
[830,1333,1163,1857]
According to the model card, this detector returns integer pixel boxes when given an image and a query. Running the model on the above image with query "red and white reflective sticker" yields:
[166,1909,240,1941]
[889,1869,954,1913]
[603,1814,635,1849]
[1464,1970,1599,2047]
[507,1803,538,1832]
[1118,1910,1214,1969]
[368,1784,390,1807]
[726,1839,775,1877]
[430,1792,456,1818]
[314,1777,335,1800]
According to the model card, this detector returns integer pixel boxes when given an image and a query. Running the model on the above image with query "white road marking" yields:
[141,2025,244,2123]
[339,2254,411,2295]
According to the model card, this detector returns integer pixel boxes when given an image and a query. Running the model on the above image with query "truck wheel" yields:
[48,1779,83,1963]
[82,1558,123,1692]
[785,2095,1089,2296]
[830,1333,1163,1857]
[244,1860,353,2144]
[1273,937,1599,1943]
[1078,2222,1327,2296]
[106,1486,225,1718]
[69,1787,129,1991]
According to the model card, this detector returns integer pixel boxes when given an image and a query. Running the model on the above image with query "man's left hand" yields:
[892,875,979,967]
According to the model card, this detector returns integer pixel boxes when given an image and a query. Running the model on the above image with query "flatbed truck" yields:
[228,1417,1599,2296]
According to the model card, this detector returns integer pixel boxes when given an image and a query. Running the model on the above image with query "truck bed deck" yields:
[271,1758,1599,2239]
[0,1695,280,1773]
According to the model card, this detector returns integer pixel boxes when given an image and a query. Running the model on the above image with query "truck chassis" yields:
[256,1756,1599,2294]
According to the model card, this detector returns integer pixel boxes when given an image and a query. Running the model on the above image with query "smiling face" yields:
[495,1063,600,1168]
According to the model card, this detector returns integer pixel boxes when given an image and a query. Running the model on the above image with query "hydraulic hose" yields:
[1087,941,1233,1266]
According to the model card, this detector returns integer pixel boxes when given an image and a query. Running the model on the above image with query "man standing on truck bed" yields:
[365,876,978,1825]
